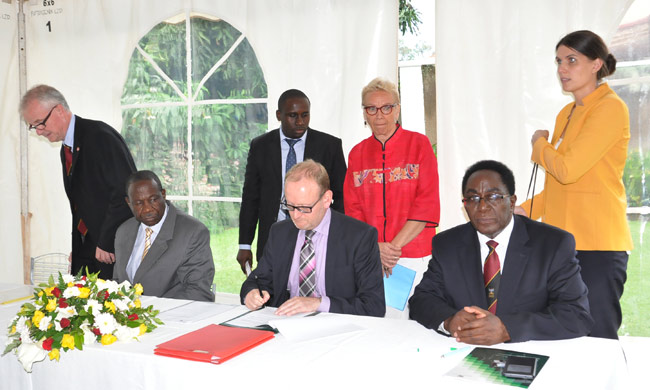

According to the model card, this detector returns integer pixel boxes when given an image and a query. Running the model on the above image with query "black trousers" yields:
[576,250,628,339]
[71,231,114,279]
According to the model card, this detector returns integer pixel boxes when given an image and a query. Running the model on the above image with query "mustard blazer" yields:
[521,84,633,251]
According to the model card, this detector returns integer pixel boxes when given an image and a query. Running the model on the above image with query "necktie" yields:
[299,230,316,297]
[285,139,299,173]
[484,240,501,314]
[142,228,153,261]
[63,145,73,175]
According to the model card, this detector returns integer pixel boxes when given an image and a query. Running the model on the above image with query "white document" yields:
[268,315,365,342]
[158,301,236,324]
[222,306,313,329]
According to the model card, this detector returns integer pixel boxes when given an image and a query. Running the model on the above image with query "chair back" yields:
[31,253,71,285]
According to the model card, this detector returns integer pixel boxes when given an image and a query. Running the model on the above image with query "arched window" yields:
[609,1,650,337]
[121,13,267,293]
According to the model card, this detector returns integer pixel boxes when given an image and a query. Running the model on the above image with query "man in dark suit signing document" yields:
[409,160,593,344]
[240,160,384,317]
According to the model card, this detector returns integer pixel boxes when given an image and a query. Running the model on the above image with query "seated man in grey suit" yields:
[114,170,215,302]
[240,160,385,317]
[409,160,592,345]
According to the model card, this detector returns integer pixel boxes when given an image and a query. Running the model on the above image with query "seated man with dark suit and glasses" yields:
[409,160,593,345]
[240,159,384,317]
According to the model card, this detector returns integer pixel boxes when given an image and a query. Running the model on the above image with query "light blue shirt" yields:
[126,204,168,282]
[239,127,308,251]
[63,114,76,149]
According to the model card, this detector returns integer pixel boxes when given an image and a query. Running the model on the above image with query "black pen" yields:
[254,275,265,309]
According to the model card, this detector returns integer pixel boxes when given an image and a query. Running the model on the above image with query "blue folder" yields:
[383,264,417,311]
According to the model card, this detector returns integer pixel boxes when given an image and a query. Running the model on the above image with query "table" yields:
[0,294,629,389]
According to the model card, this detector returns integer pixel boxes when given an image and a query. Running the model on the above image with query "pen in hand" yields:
[254,275,265,309]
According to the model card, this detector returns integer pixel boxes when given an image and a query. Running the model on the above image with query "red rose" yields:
[42,338,54,351]
[128,313,139,321]
[92,327,101,336]
[52,287,61,298]
[82,275,87,281]
[58,298,68,308]
[103,291,109,300]
[75,283,84,288]
[60,318,71,328]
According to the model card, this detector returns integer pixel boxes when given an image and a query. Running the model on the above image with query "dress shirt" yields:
[126,204,168,281]
[277,127,307,221]
[287,208,331,312]
[439,215,515,333]
[63,114,76,149]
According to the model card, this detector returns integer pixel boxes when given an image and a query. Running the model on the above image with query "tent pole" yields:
[18,0,31,285]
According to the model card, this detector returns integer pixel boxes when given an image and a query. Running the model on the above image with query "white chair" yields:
[30,253,70,285]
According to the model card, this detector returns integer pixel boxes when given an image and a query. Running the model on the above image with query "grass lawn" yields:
[209,218,650,337]
[620,218,650,337]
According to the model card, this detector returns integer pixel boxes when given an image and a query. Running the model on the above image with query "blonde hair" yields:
[285,159,330,194]
[361,77,400,105]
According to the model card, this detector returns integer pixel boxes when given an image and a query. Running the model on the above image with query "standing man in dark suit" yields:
[114,171,215,302]
[237,89,347,274]
[20,85,136,279]
[240,160,384,317]
[409,160,593,344]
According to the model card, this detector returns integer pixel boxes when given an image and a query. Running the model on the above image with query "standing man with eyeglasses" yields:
[409,160,593,345]
[240,160,384,317]
[20,85,136,279]
[237,89,347,275]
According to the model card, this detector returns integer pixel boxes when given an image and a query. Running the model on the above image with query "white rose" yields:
[62,286,80,299]
[94,312,118,335]
[38,316,52,332]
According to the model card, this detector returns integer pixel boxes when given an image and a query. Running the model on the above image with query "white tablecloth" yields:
[0,293,629,390]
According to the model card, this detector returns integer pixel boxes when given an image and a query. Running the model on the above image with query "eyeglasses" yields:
[280,192,325,214]
[462,193,511,207]
[28,104,58,131]
[363,104,398,116]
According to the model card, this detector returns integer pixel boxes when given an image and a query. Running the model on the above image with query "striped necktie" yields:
[299,230,316,297]
[142,228,153,261]
[484,240,501,314]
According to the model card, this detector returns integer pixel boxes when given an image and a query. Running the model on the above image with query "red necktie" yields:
[484,240,501,314]
[63,145,73,175]
[64,145,88,236]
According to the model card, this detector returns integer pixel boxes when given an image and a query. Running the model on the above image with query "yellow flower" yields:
[101,334,117,345]
[48,348,60,361]
[67,282,74,287]
[32,310,45,327]
[78,287,91,299]
[104,301,116,314]
[134,283,144,296]
[10,325,16,334]
[139,323,147,336]
[133,299,141,309]
[61,334,75,350]
[37,291,43,298]
[44,287,55,296]
[46,299,57,312]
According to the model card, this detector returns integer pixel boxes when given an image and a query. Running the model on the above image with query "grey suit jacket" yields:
[114,202,215,302]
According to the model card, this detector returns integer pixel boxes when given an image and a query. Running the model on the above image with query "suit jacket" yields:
[240,210,385,317]
[114,202,215,302]
[409,215,593,342]
[238,128,347,258]
[521,83,632,251]
[61,115,136,254]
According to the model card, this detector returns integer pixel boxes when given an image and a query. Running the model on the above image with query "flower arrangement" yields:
[2,272,162,372]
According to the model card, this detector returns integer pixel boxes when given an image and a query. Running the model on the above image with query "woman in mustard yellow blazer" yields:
[519,30,632,339]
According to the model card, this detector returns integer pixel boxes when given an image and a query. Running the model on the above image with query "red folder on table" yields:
[154,324,275,364]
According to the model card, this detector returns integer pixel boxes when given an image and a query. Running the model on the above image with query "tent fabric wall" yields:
[1,0,397,283]
[436,0,633,229]
[0,1,23,283]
